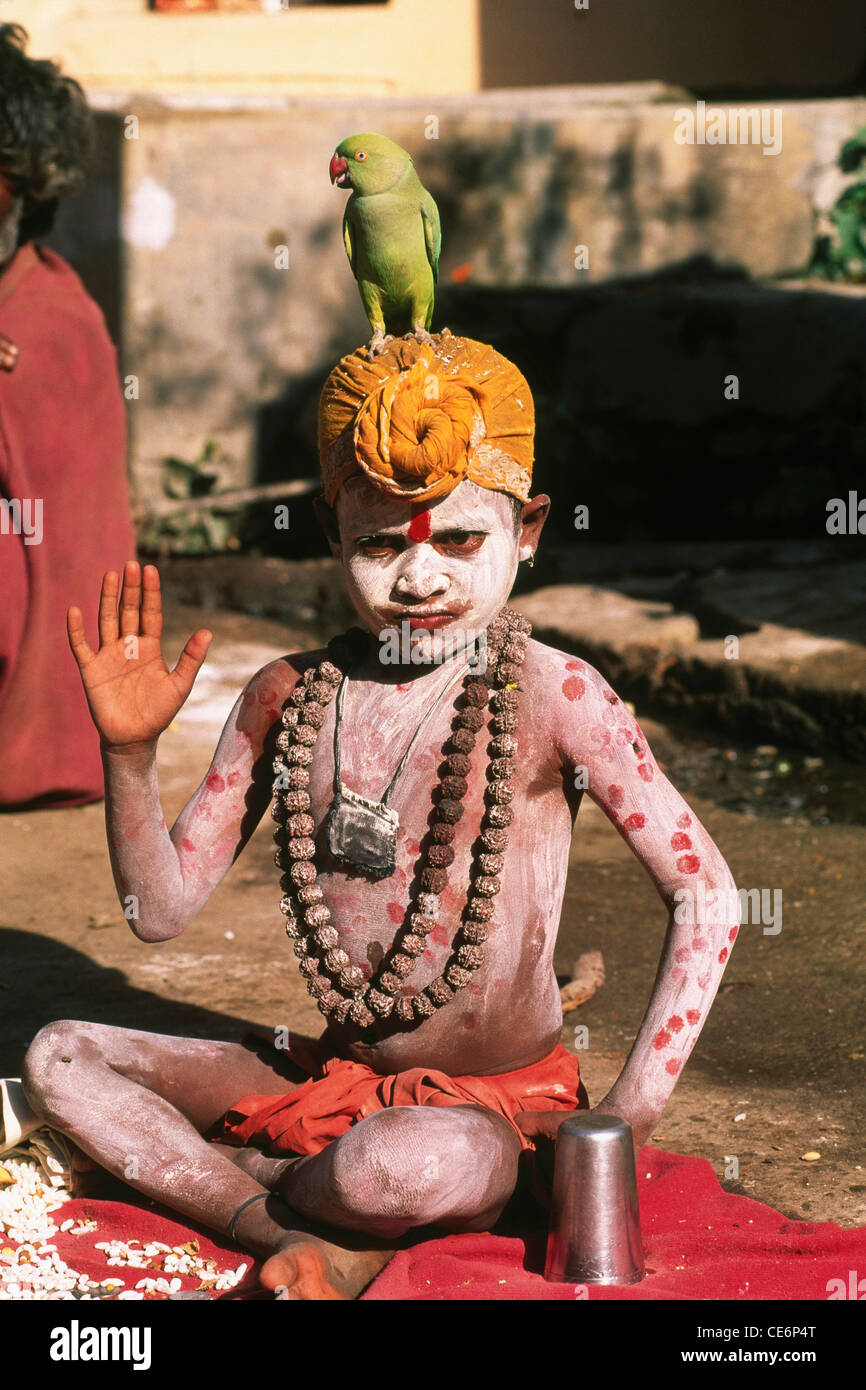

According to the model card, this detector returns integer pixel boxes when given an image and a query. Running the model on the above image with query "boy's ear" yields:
[313,494,342,556]
[519,493,550,559]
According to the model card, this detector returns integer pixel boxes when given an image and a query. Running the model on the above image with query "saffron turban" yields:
[318,331,534,506]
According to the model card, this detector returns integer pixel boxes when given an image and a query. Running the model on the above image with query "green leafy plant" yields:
[138,438,241,556]
[811,125,866,282]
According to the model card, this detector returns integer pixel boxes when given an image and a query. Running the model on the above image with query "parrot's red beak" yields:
[330,154,349,187]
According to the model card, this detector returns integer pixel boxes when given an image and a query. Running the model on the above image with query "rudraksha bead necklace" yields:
[271,606,531,1029]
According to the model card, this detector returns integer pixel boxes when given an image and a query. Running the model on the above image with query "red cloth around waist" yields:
[211,1042,585,1156]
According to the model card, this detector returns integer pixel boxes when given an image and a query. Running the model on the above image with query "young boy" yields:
[21,333,738,1300]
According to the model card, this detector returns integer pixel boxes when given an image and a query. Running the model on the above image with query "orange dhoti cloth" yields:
[211,1042,586,1157]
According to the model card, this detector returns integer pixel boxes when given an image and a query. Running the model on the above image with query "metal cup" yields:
[544,1112,645,1285]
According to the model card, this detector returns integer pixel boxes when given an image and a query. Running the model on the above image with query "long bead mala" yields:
[271,606,532,1029]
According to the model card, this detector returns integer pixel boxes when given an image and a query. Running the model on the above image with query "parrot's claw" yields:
[406,328,436,347]
[365,332,394,359]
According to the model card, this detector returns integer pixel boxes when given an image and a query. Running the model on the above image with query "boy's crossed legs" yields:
[20,1021,522,1299]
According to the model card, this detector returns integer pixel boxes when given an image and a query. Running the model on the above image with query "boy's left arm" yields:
[548,656,740,1152]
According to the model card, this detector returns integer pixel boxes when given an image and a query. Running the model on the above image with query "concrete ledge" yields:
[513,580,866,761]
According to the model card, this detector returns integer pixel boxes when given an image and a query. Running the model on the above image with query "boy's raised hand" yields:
[67,561,212,755]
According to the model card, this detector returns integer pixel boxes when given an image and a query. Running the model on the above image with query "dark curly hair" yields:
[0,23,92,245]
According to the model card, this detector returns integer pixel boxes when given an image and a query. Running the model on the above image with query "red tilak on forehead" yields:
[407,506,432,541]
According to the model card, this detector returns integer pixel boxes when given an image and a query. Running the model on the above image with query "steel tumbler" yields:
[544,1112,645,1285]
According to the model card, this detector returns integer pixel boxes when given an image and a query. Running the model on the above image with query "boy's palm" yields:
[67,562,212,751]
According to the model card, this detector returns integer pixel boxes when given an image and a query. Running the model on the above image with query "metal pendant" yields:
[327,784,399,878]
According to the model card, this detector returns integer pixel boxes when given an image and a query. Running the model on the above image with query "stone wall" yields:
[46,87,866,528]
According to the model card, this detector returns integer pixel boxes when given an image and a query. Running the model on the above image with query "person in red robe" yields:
[0,23,135,808]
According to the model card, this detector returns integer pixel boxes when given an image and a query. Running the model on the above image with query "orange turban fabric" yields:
[318,331,534,506]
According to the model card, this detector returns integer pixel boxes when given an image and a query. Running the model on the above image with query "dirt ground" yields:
[1,604,863,1227]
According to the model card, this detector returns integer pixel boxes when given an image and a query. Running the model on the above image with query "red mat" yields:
[7,1147,863,1300]
[3,1198,261,1300]
[363,1147,866,1300]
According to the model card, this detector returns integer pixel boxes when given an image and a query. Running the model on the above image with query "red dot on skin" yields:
[653,1028,671,1050]
[396,683,411,693]
[562,675,585,701]
[206,772,225,794]
[463,1014,476,1030]
[677,854,702,874]
[258,688,278,705]
[266,709,281,723]
[670,832,692,851]
[608,784,624,808]
[665,1059,681,1076]
[469,982,484,996]
[227,770,242,788]
[181,838,196,852]
[565,659,584,672]
[432,923,449,946]
[424,948,434,962]
[686,1009,701,1025]
[675,946,691,962]
[670,966,686,982]
[677,812,692,829]
[718,947,728,964]
[407,506,432,541]
[638,762,654,782]
[667,1015,684,1033]
[623,812,646,831]
[692,936,708,953]
[729,926,739,942]
[386,902,403,924]
[697,971,711,989]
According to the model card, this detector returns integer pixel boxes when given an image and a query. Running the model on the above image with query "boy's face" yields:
[333,477,542,662]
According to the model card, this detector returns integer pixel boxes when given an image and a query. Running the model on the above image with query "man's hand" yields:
[67,561,212,755]
[0,331,18,371]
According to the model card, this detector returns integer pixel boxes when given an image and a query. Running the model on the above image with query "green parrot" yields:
[329,132,441,356]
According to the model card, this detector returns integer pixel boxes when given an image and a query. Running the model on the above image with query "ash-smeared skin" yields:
[23,483,738,1289]
[336,475,528,665]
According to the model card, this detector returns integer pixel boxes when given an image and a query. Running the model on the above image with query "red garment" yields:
[212,1041,586,1156]
[0,244,135,807]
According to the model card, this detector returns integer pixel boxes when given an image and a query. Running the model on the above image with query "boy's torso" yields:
[273,638,579,1078]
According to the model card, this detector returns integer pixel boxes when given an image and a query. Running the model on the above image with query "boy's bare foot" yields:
[66,1142,117,1198]
[261,1230,394,1301]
